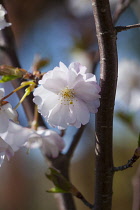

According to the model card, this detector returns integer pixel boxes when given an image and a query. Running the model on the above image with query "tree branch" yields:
[113,0,135,23]
[113,148,140,172]
[0,0,45,126]
[116,23,140,32]
[66,125,86,158]
[92,0,118,209]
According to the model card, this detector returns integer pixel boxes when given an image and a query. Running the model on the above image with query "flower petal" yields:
[0,110,9,133]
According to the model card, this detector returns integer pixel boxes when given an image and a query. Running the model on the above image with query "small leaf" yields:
[116,111,133,124]
[0,75,19,83]
[0,65,27,77]
[47,187,68,194]
[35,58,50,71]
[46,168,79,196]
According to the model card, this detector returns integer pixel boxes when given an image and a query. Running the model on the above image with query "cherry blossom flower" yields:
[0,4,11,30]
[25,128,65,158]
[0,137,14,167]
[0,88,18,133]
[116,59,140,111]
[0,121,34,166]
[33,62,100,129]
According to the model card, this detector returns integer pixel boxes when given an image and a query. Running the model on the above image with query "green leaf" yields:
[0,65,27,77]
[47,187,68,194]
[0,75,19,83]
[46,168,79,196]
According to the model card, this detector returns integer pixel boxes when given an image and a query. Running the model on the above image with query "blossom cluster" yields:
[0,4,100,167]
[0,61,100,166]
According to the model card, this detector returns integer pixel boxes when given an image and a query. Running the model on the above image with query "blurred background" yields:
[0,0,140,209]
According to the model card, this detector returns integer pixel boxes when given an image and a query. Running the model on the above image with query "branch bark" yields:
[92,0,118,209]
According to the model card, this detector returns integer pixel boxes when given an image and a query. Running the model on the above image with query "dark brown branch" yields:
[92,0,118,209]
[114,148,140,172]
[66,125,86,158]
[116,23,140,32]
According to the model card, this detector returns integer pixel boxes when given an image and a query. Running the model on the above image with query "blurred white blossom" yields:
[116,59,140,111]
[0,4,11,30]
[0,88,18,133]
[0,121,34,166]
[26,128,65,158]
[33,62,100,129]
[67,0,117,17]
[0,137,14,167]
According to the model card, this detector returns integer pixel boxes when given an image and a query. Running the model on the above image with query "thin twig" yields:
[76,192,94,209]
[113,0,135,23]
[113,148,140,172]
[66,125,86,158]
[116,23,140,32]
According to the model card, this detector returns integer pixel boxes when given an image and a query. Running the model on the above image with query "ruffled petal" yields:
[74,81,100,102]
[0,88,4,99]
[41,93,59,117]
[0,111,9,133]
[70,99,90,125]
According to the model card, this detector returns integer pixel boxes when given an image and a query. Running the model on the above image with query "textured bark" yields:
[92,0,118,210]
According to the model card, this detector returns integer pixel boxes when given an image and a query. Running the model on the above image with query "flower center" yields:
[59,87,75,105]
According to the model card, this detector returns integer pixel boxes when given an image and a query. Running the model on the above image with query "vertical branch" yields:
[92,0,118,210]
[0,0,45,126]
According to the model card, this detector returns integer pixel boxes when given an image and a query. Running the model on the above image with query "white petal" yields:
[0,137,14,166]
[71,99,90,125]
[0,111,9,133]
[1,121,34,151]
[2,103,18,122]
[74,81,100,102]
[69,62,87,74]
[86,99,100,113]
[59,61,69,72]
[41,93,59,117]
[0,88,4,99]
[40,130,65,158]
[42,78,67,93]
[48,103,68,128]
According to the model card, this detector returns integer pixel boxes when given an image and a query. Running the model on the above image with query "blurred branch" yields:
[113,0,135,23]
[116,23,140,32]
[66,125,86,158]
[47,154,76,210]
[132,165,140,210]
[114,148,140,172]
[0,0,45,126]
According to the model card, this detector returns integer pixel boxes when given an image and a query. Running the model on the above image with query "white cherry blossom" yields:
[33,62,100,129]
[0,88,18,133]
[0,137,14,167]
[26,128,65,158]
[0,4,11,30]
[0,121,34,166]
